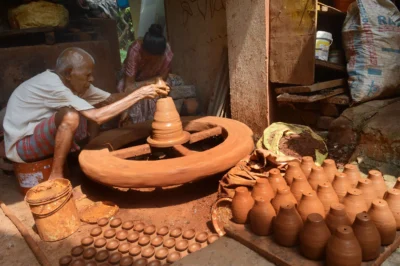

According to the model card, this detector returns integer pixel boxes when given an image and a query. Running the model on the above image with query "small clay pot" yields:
[299,213,331,260]
[290,176,313,203]
[71,246,84,257]
[141,246,155,258]
[97,218,109,227]
[116,230,128,241]
[108,252,122,265]
[231,186,254,224]
[163,238,176,249]
[368,199,397,245]
[120,256,133,266]
[167,251,181,263]
[106,240,120,251]
[249,197,276,236]
[271,187,297,213]
[170,227,182,238]
[151,236,163,247]
[326,226,362,266]
[127,232,140,243]
[144,225,156,235]
[122,221,134,230]
[176,239,189,251]
[268,168,288,194]
[285,162,306,186]
[95,250,109,262]
[138,235,150,246]
[83,247,97,260]
[110,218,122,228]
[273,203,303,247]
[325,203,351,234]
[357,178,378,209]
[59,255,72,266]
[322,159,338,183]
[155,247,169,260]
[81,236,94,246]
[332,172,351,202]
[128,245,141,256]
[297,191,325,222]
[317,182,339,214]
[251,177,275,201]
[394,177,400,190]
[207,234,219,244]
[352,212,381,261]
[157,226,169,236]
[134,222,145,232]
[119,243,130,254]
[384,188,400,229]
[182,229,196,240]
[300,156,315,178]
[195,232,208,243]
[133,258,147,266]
[71,259,85,266]
[188,242,202,253]
[368,170,387,199]
[342,188,368,223]
[308,166,329,191]
[343,164,361,188]
[104,229,116,239]
[147,261,161,266]
[90,227,102,237]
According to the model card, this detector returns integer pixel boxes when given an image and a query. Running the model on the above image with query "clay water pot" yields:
[251,177,275,201]
[342,188,368,223]
[271,187,297,213]
[325,203,351,234]
[299,213,331,260]
[326,226,362,266]
[297,191,325,222]
[317,182,339,214]
[290,176,313,203]
[308,166,329,191]
[394,177,400,189]
[272,203,303,247]
[284,162,306,186]
[343,164,361,188]
[332,172,351,202]
[300,156,315,178]
[384,188,400,229]
[367,170,387,199]
[231,187,254,224]
[356,178,378,209]
[352,212,381,261]
[368,199,396,245]
[249,197,276,236]
[268,168,288,193]
[322,159,338,183]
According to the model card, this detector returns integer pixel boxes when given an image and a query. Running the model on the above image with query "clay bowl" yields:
[104,229,116,239]
[134,222,145,232]
[144,225,156,235]
[157,226,169,236]
[119,243,130,254]
[127,231,140,243]
[81,236,94,246]
[133,258,147,266]
[95,250,109,262]
[167,251,182,263]
[97,217,109,227]
[163,238,176,249]
[195,232,209,243]
[155,247,169,260]
[182,229,196,240]
[176,239,189,251]
[71,246,84,257]
[207,234,219,244]
[59,255,72,266]
[83,247,97,260]
[141,246,155,258]
[122,220,134,230]
[147,260,161,266]
[110,218,122,228]
[120,256,133,266]
[71,259,85,266]
[94,238,107,248]
[170,228,182,238]
[116,230,128,241]
[210,198,233,236]
[90,227,102,237]
[138,235,150,246]
[151,236,164,247]
[188,243,202,253]
[129,245,142,256]
[108,252,122,265]
[106,240,120,251]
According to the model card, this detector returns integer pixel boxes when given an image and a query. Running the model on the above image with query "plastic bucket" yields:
[14,158,53,195]
[315,31,333,61]
[25,178,80,242]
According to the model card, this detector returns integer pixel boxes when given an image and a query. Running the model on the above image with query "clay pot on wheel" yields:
[322,159,338,183]
[300,156,315,178]
[284,162,306,186]
[317,182,339,214]
[332,172,351,202]
[249,197,276,236]
[326,226,362,266]
[384,188,400,229]
[343,164,361,188]
[367,170,387,199]
[268,168,288,194]
[308,166,329,191]
[342,188,368,223]
[297,191,325,222]
[273,203,303,247]
[290,176,313,203]
[231,187,254,224]
[271,187,297,213]
[251,178,275,201]
[368,199,396,246]
[325,203,351,234]
[356,178,378,209]
[352,212,381,261]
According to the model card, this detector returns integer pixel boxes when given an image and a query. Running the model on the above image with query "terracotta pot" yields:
[297,191,325,222]
[300,156,315,178]
[342,188,368,223]
[273,203,303,247]
[251,177,275,201]
[317,182,339,214]
[343,164,361,188]
[384,188,400,230]
[333,0,356,12]
[326,226,362,266]
[299,213,331,260]
[308,166,329,191]
[268,168,288,194]
[290,176,313,203]
[284,162,306,186]
[271,187,297,213]
[368,199,396,245]
[249,197,276,236]
[231,187,254,224]
[322,159,338,183]
[367,170,387,199]
[356,178,378,209]
[332,172,351,202]
[394,177,400,190]
[325,203,351,234]
[352,212,381,261]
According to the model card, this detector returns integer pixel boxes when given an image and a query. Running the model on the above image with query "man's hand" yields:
[137,83,170,99]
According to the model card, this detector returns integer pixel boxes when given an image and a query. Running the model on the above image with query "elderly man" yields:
[3,47,169,180]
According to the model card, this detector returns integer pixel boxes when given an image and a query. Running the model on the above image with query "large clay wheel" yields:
[79,116,254,188]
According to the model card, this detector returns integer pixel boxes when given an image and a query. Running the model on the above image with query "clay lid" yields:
[175,239,189,251]
[133,258,148,266]
[129,245,142,256]
[104,229,116,239]
[151,236,164,247]
[108,252,122,265]
[357,178,372,186]
[116,230,128,241]
[302,156,314,163]
[334,172,347,179]
[355,212,371,223]
[371,199,388,209]
[163,238,176,249]
[157,226,169,236]
[256,178,268,185]
[83,247,97,260]
[25,178,70,203]
[147,260,162,266]
[106,240,120,251]
[71,246,84,257]
[81,236,94,246]
[182,229,196,240]
[71,259,85,266]
[276,187,291,195]
[155,247,169,260]
[235,186,249,194]
[207,234,219,244]
[59,255,73,266]
[269,168,281,176]
[144,225,156,235]
[335,225,355,240]
[90,227,102,237]
[368,170,383,179]
[95,250,109,262]
[138,235,150,246]
[119,243,131,254]
[134,222,145,232]
[110,218,122,228]
[120,256,133,266]
[141,246,155,258]
[94,238,107,248]
[329,203,346,216]
[97,218,109,227]
[167,251,181,263]
[387,188,400,196]
[318,182,331,189]
[347,188,362,196]
[188,242,202,253]
[311,165,324,172]
[323,159,335,165]
[306,213,324,224]
[195,232,208,243]
[122,221,134,230]
[127,232,140,243]
[170,228,182,238]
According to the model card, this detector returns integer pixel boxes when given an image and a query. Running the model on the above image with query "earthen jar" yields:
[300,156,315,178]
[343,164,361,188]
[268,168,288,194]
[284,162,306,186]
[308,166,329,191]
[367,170,387,199]
[317,182,339,214]
[352,212,381,261]
[322,159,338,183]
[290,176,313,203]
[394,177,400,189]
[297,191,325,222]
[271,187,297,213]
[249,197,276,236]
[299,213,331,260]
[325,203,351,234]
[231,187,254,224]
[356,178,378,209]
[368,199,396,245]
[384,188,400,229]
[251,177,275,201]
[342,188,368,223]
[332,172,351,202]
[272,203,303,247]
[326,226,362,266]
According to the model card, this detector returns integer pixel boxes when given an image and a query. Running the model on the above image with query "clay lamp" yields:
[155,247,169,260]
[116,230,128,241]
[83,247,97,260]
[81,236,94,246]
[110,218,122,228]
[97,218,109,227]
[175,239,189,251]
[95,250,109,262]
[90,227,102,237]
[195,232,208,243]
[207,234,219,244]
[141,246,155,258]
[163,238,176,249]
[138,235,150,246]
[133,258,148,266]
[134,222,145,232]
[127,232,140,243]
[106,240,120,251]
[119,243,131,254]
[182,229,196,240]
[147,261,162,266]
[122,220,134,230]
[71,246,84,257]
[170,227,182,238]
[59,255,72,266]
[71,259,85,266]
[157,226,169,236]
[108,252,122,265]
[120,256,134,266]
[85,261,97,266]
[144,225,156,235]
[188,243,202,253]
[167,251,182,263]
[104,229,116,239]
[129,245,142,256]
[151,236,163,247]
[94,238,107,248]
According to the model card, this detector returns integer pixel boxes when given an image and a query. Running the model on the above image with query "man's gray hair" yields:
[55,47,95,74]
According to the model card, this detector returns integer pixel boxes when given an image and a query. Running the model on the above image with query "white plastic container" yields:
[315,31,333,61]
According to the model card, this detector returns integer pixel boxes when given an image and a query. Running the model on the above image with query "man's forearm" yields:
[95,92,128,108]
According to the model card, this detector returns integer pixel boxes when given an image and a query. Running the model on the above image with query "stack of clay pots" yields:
[231,157,400,264]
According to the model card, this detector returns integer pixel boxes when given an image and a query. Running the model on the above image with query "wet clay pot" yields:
[271,187,297,213]
[268,168,288,194]
[300,156,315,178]
[317,182,339,214]
[299,213,331,260]
[297,191,325,222]
[308,166,329,191]
[284,162,306,186]
[384,188,400,230]
[394,177,400,190]
[356,178,378,209]
[322,159,338,183]
[332,172,351,203]
[325,203,351,234]
[249,197,276,236]
[368,199,397,245]
[367,170,387,199]
[273,203,303,247]
[352,212,381,261]
[290,176,313,203]
[251,177,275,201]
[343,164,362,188]
[342,188,368,223]
[231,187,254,224]
[326,226,362,266]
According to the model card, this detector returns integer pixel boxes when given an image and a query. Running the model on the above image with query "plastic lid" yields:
[316,31,333,40]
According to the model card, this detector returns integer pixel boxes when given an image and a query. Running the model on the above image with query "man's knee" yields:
[55,107,80,130]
